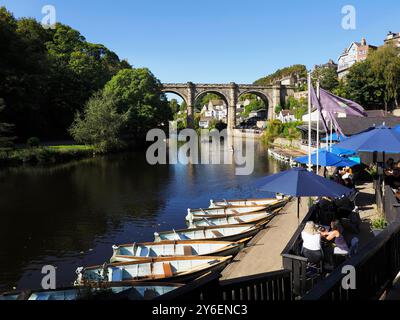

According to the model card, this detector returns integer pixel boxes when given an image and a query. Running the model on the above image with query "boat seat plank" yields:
[183,245,193,256]
[234,217,244,223]
[163,263,174,277]
[211,230,224,238]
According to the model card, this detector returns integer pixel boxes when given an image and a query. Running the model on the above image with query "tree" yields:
[103,68,172,138]
[0,6,131,140]
[339,44,400,111]
[312,67,339,91]
[368,44,400,110]
[275,104,283,115]
[169,99,179,114]
[69,92,125,152]
[254,64,307,85]
[344,60,385,109]
[0,99,15,151]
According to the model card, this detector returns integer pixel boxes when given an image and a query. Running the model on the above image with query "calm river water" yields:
[0,140,288,290]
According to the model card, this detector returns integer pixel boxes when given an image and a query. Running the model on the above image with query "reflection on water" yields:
[0,140,287,290]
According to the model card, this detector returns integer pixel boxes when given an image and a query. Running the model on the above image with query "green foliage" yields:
[0,99,15,150]
[274,104,283,115]
[312,67,339,91]
[0,6,130,140]
[69,91,126,153]
[27,137,40,148]
[195,93,223,109]
[241,98,265,117]
[261,120,302,145]
[254,64,307,85]
[285,96,308,120]
[169,99,179,114]
[1,145,95,165]
[371,217,388,230]
[104,68,171,137]
[341,44,400,111]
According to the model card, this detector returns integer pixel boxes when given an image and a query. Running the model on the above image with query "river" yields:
[0,140,288,290]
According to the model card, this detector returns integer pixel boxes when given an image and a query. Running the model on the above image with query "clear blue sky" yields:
[1,0,399,84]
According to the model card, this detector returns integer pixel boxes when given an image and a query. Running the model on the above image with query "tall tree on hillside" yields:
[312,67,339,91]
[0,99,15,150]
[0,6,131,140]
[368,44,400,110]
[103,68,172,138]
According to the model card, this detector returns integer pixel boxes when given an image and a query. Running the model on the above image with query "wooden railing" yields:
[218,269,292,301]
[302,221,400,300]
[158,269,293,301]
[280,205,318,297]
[383,185,400,224]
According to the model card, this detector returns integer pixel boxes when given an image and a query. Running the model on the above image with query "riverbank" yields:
[0,145,96,167]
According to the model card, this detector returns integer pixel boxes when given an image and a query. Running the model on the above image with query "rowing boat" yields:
[154,222,267,242]
[185,205,267,221]
[0,283,183,300]
[209,197,286,208]
[75,256,232,285]
[187,206,281,223]
[188,210,277,228]
[110,238,248,263]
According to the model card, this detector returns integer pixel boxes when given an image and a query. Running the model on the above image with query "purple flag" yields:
[319,88,367,117]
[309,82,328,131]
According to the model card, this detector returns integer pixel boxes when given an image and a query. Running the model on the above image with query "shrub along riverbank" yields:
[0,145,96,166]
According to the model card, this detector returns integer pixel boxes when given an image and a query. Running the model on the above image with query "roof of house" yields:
[250,108,267,114]
[199,117,214,122]
[298,116,400,136]
[280,110,294,116]
[208,99,226,106]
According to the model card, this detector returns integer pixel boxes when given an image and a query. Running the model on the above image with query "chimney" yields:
[361,37,367,46]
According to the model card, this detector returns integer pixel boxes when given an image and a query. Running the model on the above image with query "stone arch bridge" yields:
[161,82,295,132]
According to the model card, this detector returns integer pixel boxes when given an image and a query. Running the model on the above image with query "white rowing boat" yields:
[154,222,266,242]
[188,210,277,228]
[0,283,183,300]
[185,205,267,221]
[75,256,232,285]
[209,197,286,208]
[110,238,248,263]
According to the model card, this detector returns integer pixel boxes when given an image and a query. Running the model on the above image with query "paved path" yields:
[221,198,309,280]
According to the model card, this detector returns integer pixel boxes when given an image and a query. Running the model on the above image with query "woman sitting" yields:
[320,220,349,255]
[301,221,323,264]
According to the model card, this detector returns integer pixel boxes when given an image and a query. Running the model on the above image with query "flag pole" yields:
[329,118,333,151]
[307,72,312,172]
[316,79,320,175]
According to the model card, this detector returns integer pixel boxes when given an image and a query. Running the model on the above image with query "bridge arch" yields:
[238,90,272,107]
[161,89,189,106]
[194,90,230,107]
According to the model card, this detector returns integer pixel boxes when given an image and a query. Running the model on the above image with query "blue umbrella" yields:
[294,150,358,167]
[255,167,352,219]
[330,146,356,157]
[392,124,400,134]
[321,132,347,142]
[334,125,400,153]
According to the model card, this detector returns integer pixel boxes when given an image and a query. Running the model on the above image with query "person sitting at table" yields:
[385,158,395,170]
[301,221,323,264]
[341,167,353,180]
[343,177,355,189]
[320,220,349,255]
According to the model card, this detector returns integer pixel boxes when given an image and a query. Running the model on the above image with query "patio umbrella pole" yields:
[307,72,312,172]
[297,197,300,222]
[316,80,320,174]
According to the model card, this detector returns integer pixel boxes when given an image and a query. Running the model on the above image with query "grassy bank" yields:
[0,145,96,166]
